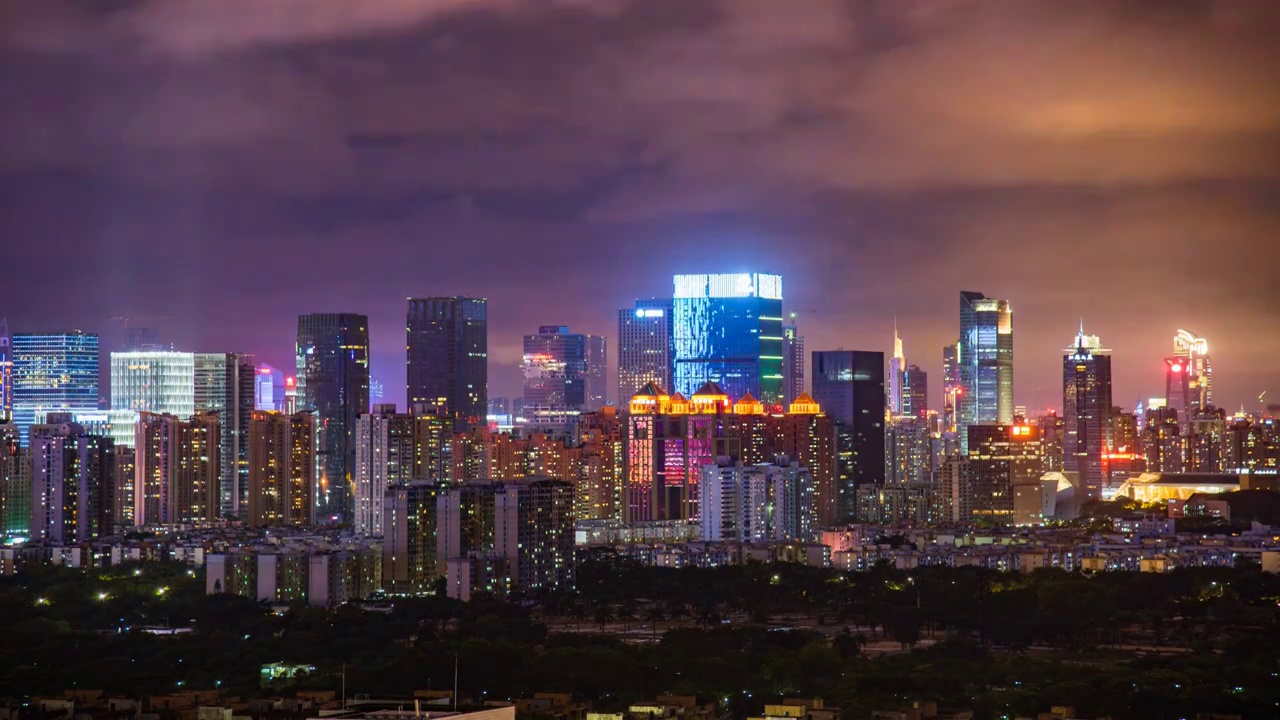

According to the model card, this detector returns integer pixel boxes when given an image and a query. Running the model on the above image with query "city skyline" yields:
[1,2,1277,417]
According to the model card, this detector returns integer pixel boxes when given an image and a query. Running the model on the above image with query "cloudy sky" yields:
[1,0,1277,412]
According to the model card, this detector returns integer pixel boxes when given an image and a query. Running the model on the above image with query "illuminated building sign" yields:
[673,273,783,300]
[635,308,665,318]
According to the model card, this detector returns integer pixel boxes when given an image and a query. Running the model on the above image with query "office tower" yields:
[109,351,195,448]
[1063,329,1113,501]
[577,407,624,521]
[889,324,905,417]
[0,320,11,422]
[811,350,885,523]
[11,332,99,444]
[522,325,587,411]
[0,422,30,538]
[672,273,784,404]
[354,404,440,536]
[902,365,928,421]
[133,411,220,527]
[1173,330,1212,418]
[617,299,674,404]
[406,297,487,429]
[941,342,960,434]
[1036,412,1065,472]
[28,423,116,543]
[296,313,370,523]
[113,446,136,528]
[247,411,316,527]
[957,291,1014,451]
[195,352,256,518]
[1188,409,1228,472]
[783,319,805,406]
[255,364,285,412]
[941,423,1041,524]
[494,479,575,592]
[284,376,297,414]
[583,334,608,410]
[382,481,446,595]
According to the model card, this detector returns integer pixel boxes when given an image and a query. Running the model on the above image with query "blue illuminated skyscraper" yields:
[672,273,784,404]
[12,332,100,444]
[957,291,1014,452]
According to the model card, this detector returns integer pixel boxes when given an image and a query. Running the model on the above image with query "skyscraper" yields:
[195,352,256,518]
[522,325,587,411]
[494,479,576,592]
[0,320,11,422]
[902,365,928,421]
[942,341,960,434]
[1173,329,1211,416]
[957,291,1014,451]
[617,299,673,404]
[406,297,487,429]
[254,364,285,412]
[0,422,29,539]
[109,351,195,448]
[296,313,370,523]
[810,350,885,523]
[1063,329,1113,500]
[12,332,100,444]
[353,404,449,536]
[584,334,608,410]
[672,273,784,404]
[889,323,905,417]
[942,423,1042,525]
[783,319,805,405]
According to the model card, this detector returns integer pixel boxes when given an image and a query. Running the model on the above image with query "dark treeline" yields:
[2,559,1279,720]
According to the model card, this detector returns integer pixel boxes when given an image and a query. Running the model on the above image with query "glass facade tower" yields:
[12,332,100,445]
[406,297,487,429]
[673,273,784,404]
[1063,330,1112,500]
[297,313,370,524]
[522,325,587,410]
[958,291,1014,452]
[108,351,195,448]
[195,352,256,518]
[811,350,885,523]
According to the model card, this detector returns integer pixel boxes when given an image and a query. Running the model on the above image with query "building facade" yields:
[28,423,116,543]
[783,320,805,405]
[247,411,316,527]
[617,299,674,405]
[406,297,487,429]
[957,291,1014,452]
[109,351,195,448]
[296,313,370,524]
[133,411,219,527]
[811,350,886,522]
[12,332,99,444]
[522,325,587,411]
[1063,330,1113,501]
[195,352,256,519]
[672,273,784,404]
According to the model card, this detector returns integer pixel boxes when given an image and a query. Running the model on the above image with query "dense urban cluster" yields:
[1,275,1279,603]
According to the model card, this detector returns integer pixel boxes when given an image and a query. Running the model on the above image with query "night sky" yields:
[1,0,1278,413]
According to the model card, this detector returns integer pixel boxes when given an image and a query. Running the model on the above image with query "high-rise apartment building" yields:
[406,297,487,429]
[783,320,805,405]
[940,423,1042,524]
[672,273,784,404]
[576,406,624,522]
[811,350,885,523]
[29,423,116,543]
[296,313,370,523]
[494,479,575,592]
[382,481,446,595]
[0,422,29,539]
[522,325,587,411]
[617,299,674,405]
[132,411,219,527]
[1063,329,1113,501]
[353,405,449,535]
[12,332,99,444]
[195,352,256,518]
[957,292,1014,451]
[246,411,316,527]
[699,460,816,543]
[109,351,195,448]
